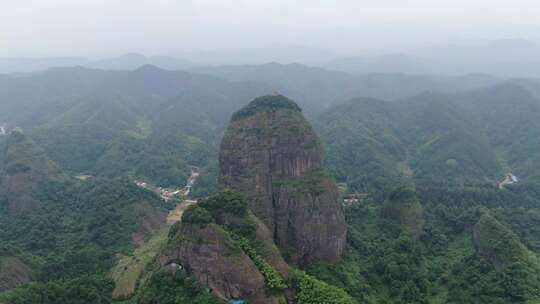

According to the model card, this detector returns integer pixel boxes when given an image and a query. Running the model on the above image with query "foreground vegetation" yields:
[308,187,540,304]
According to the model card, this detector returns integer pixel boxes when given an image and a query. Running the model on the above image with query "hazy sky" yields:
[3,0,540,57]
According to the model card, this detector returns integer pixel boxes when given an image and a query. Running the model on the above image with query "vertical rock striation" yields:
[219,94,346,265]
[162,222,281,304]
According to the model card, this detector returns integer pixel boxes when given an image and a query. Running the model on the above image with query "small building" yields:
[498,173,519,189]
[509,173,518,183]
[343,193,368,205]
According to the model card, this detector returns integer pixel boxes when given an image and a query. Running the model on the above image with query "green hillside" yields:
[1,65,540,303]
[316,82,540,195]
[0,132,170,303]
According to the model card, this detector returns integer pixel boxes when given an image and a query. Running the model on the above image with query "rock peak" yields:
[220,95,346,265]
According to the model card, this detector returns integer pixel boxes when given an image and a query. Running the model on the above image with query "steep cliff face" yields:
[219,95,346,265]
[0,130,65,213]
[161,207,283,304]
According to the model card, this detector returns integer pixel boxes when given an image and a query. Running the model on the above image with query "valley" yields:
[135,166,200,202]
[111,166,201,300]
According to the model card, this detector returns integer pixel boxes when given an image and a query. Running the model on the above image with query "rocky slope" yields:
[160,191,288,304]
[155,96,350,303]
[162,222,280,303]
[219,94,346,265]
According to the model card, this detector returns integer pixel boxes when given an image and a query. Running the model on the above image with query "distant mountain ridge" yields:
[323,39,540,77]
[192,62,502,110]
[5,39,540,77]
[0,53,193,74]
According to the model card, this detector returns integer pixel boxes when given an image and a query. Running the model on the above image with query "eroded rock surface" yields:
[161,223,281,304]
[219,95,346,265]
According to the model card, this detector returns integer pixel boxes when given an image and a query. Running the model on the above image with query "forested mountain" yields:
[323,39,540,78]
[193,63,502,111]
[0,64,507,191]
[316,82,540,196]
[0,66,276,190]
[0,65,271,126]
[299,80,540,303]
[458,84,540,181]
[1,61,540,303]
[0,131,170,301]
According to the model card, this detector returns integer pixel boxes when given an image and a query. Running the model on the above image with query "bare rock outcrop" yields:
[219,95,346,265]
[161,221,281,304]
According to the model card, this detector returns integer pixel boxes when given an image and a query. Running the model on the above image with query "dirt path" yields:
[166,200,197,225]
[111,167,201,299]
[166,167,200,224]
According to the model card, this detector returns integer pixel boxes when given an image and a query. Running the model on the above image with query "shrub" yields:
[231,234,287,291]
[182,205,214,225]
[199,189,248,218]
[291,270,357,304]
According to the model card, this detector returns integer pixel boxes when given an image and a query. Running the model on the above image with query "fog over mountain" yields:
[4,38,540,77]
[3,0,540,75]
[4,1,540,304]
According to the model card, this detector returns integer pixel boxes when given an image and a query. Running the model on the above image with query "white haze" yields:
[2,0,540,58]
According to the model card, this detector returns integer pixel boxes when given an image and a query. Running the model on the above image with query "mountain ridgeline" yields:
[1,62,540,303]
[316,83,540,199]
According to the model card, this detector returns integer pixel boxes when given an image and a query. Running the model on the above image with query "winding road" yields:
[166,167,200,224]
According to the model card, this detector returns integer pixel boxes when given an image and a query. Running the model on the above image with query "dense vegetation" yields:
[308,185,540,303]
[2,65,540,303]
[157,190,355,304]
[291,271,357,304]
[136,270,223,304]
[0,66,276,190]
[0,135,170,303]
[316,84,540,199]
[0,275,114,304]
